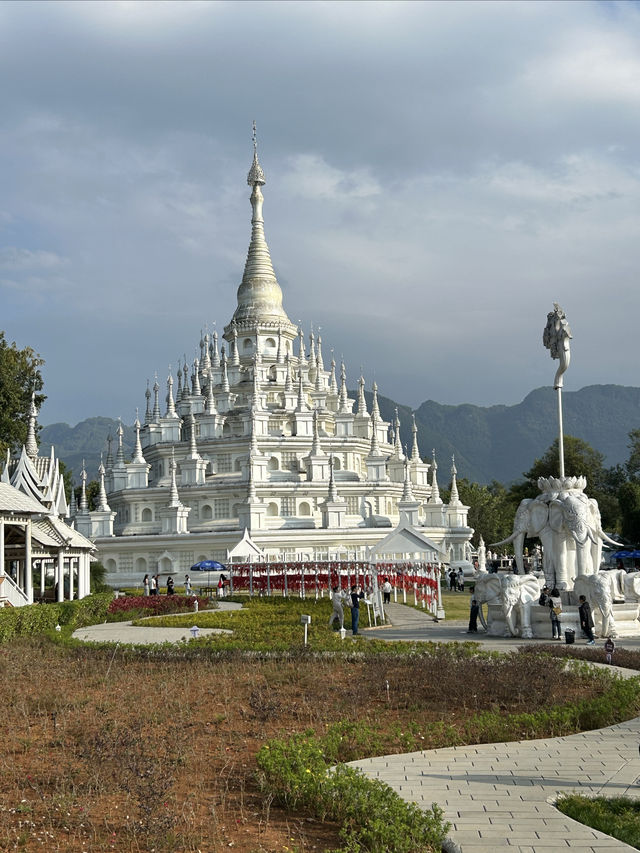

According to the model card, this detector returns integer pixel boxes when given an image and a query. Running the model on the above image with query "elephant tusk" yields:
[600,530,623,549]
[488,533,517,548]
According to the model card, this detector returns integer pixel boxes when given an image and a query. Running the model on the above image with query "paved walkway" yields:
[72,601,242,644]
[72,600,640,851]
[356,603,640,851]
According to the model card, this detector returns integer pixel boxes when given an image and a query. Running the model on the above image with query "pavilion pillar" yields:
[25,520,33,604]
[57,550,64,602]
[68,555,74,601]
[40,561,45,597]
[0,518,5,606]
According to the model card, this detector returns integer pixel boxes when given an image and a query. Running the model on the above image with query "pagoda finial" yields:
[251,354,263,412]
[298,327,307,367]
[394,409,403,458]
[221,349,230,393]
[276,325,283,364]
[205,370,217,415]
[314,355,323,391]
[182,361,189,400]
[211,330,220,368]
[369,413,381,456]
[296,369,308,412]
[311,409,323,456]
[371,381,380,420]
[106,431,113,468]
[229,323,240,366]
[192,358,201,396]
[25,391,39,459]
[247,120,266,187]
[329,354,337,395]
[316,333,324,371]
[284,352,293,392]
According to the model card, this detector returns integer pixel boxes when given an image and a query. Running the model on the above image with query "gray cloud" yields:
[1,0,639,434]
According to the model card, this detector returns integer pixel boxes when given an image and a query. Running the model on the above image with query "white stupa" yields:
[79,129,474,585]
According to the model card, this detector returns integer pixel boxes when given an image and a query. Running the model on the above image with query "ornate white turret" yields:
[211,330,220,368]
[449,455,460,506]
[317,334,324,372]
[192,359,201,396]
[357,374,367,416]
[79,460,88,513]
[398,455,421,525]
[329,356,338,396]
[157,448,191,534]
[298,327,307,370]
[180,410,207,486]
[229,323,240,366]
[201,331,211,374]
[354,374,372,439]
[411,414,421,462]
[176,363,183,402]
[96,456,110,511]
[110,420,128,491]
[151,376,160,422]
[132,413,145,464]
[430,449,442,504]
[305,410,329,481]
[321,453,346,529]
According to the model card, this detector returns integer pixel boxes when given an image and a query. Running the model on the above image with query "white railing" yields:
[0,574,29,607]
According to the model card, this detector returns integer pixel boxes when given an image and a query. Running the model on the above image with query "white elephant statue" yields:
[491,476,619,590]
[572,572,617,638]
[473,572,543,639]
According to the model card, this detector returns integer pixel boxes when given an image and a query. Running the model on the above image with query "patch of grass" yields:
[556,795,640,849]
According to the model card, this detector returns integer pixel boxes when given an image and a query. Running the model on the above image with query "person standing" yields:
[328,585,346,630]
[150,574,158,596]
[468,598,480,633]
[549,588,562,639]
[604,636,615,664]
[184,574,192,596]
[578,595,596,645]
[143,574,150,597]
[381,577,392,605]
[350,584,364,636]
[457,567,465,592]
[166,576,175,595]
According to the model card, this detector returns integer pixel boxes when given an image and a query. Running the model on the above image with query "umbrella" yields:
[190,560,227,593]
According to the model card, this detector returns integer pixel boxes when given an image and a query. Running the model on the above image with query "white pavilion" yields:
[0,396,95,604]
[76,135,474,586]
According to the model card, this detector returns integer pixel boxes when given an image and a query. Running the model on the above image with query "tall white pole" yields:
[557,385,565,478]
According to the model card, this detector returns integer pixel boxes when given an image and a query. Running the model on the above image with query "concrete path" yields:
[356,602,640,851]
[72,601,242,645]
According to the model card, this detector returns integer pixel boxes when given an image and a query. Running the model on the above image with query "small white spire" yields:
[401,456,415,502]
[168,447,181,508]
[205,370,217,414]
[296,369,308,412]
[116,420,125,465]
[450,454,460,505]
[329,354,337,395]
[338,361,348,412]
[394,409,403,458]
[369,414,381,456]
[201,332,211,372]
[192,358,201,396]
[105,432,113,468]
[176,361,183,400]
[25,392,39,459]
[431,449,442,504]
[211,331,220,367]
[311,408,323,456]
[327,454,338,502]
[80,460,88,512]
[298,327,307,367]
[166,368,177,418]
[229,322,240,366]
[132,413,146,464]
[314,355,323,391]
[371,381,380,420]
[144,380,152,425]
[152,375,161,422]
[96,454,110,512]
[316,334,324,371]
[284,352,293,392]
[411,414,421,462]
[276,325,283,364]
[68,478,77,517]
[251,355,263,412]
[357,374,368,416]
[187,410,201,460]
[182,362,189,400]
[221,349,230,393]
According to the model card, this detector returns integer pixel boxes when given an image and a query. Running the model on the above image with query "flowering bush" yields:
[107,595,211,621]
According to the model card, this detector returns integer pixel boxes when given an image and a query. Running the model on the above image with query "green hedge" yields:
[256,731,449,853]
[0,592,113,642]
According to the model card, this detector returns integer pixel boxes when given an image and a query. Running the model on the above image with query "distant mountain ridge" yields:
[40,385,640,486]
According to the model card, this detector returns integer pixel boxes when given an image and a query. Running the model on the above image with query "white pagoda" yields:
[82,132,473,585]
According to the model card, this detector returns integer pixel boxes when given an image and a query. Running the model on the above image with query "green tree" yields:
[618,481,640,545]
[454,478,514,546]
[626,428,640,482]
[0,332,45,458]
[508,435,620,531]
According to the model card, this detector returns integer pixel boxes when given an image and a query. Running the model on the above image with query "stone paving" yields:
[355,602,640,852]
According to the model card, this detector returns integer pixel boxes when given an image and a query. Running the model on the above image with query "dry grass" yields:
[0,639,613,852]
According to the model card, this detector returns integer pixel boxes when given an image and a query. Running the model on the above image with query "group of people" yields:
[142,573,192,596]
[448,567,465,592]
[539,585,610,648]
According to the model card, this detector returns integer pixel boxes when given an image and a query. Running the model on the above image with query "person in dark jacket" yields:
[166,576,175,595]
[467,598,480,633]
[578,595,595,645]
[350,584,364,636]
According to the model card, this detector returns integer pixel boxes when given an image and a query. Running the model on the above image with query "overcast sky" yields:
[2,0,640,426]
